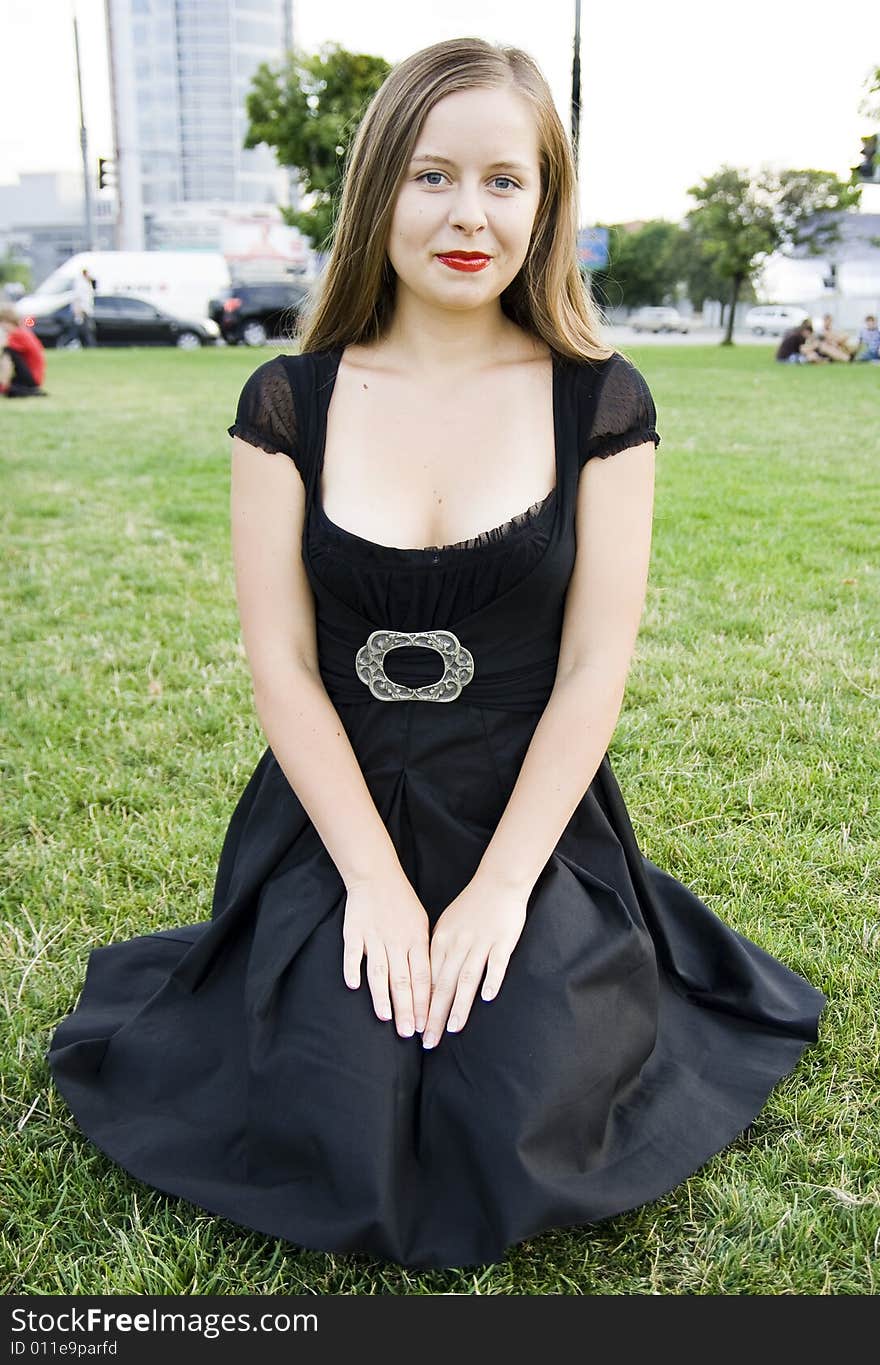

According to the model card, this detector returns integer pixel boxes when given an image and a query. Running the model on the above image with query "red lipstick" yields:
[436,251,492,273]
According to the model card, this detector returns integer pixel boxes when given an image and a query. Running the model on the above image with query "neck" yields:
[378,291,532,374]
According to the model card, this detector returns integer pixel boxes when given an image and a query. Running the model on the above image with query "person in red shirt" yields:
[0,302,47,397]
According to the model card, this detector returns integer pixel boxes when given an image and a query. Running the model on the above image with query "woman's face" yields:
[386,86,543,313]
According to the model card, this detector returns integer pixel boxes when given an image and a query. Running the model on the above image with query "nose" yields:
[446,180,488,235]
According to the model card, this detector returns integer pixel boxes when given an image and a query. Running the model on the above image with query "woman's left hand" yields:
[420,875,529,1049]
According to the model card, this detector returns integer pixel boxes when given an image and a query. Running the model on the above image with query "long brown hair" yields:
[292,36,615,363]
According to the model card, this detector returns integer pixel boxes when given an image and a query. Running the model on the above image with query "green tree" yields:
[0,254,32,293]
[685,165,861,346]
[857,63,880,121]
[852,63,880,191]
[242,42,391,251]
[588,218,748,318]
[590,220,683,312]
[665,225,754,314]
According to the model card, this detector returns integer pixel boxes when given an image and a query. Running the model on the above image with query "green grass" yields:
[2,344,878,1295]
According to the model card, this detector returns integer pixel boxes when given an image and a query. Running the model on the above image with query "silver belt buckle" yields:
[355,629,474,702]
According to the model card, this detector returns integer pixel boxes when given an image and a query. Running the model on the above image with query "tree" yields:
[852,64,880,187]
[685,165,862,346]
[588,219,744,317]
[0,253,31,293]
[242,42,392,251]
[590,220,683,312]
[665,225,754,314]
[857,63,880,122]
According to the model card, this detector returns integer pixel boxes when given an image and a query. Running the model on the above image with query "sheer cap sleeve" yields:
[227,356,303,474]
[580,352,660,468]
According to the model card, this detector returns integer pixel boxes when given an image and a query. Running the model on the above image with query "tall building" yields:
[105,0,297,250]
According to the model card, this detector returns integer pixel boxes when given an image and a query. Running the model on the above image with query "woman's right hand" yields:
[342,873,431,1038]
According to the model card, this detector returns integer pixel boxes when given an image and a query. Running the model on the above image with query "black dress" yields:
[46,345,827,1271]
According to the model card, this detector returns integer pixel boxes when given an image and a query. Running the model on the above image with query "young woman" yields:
[47,37,826,1272]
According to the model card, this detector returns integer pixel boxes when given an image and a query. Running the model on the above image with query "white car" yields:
[628,306,689,334]
[743,305,809,336]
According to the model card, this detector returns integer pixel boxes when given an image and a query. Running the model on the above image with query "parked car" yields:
[209,279,312,346]
[26,294,220,349]
[628,306,689,334]
[743,305,810,336]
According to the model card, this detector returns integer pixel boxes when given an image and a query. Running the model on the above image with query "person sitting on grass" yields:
[775,319,827,364]
[0,303,47,397]
[813,312,858,363]
[854,314,880,363]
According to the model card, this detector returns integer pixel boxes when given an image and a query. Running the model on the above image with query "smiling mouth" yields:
[436,253,492,272]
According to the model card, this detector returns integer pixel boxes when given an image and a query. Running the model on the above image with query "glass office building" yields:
[107,0,295,233]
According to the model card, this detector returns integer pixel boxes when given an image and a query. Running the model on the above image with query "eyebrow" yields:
[410,153,531,174]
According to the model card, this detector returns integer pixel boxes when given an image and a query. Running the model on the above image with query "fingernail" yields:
[447,1015,460,1032]
[422,1032,436,1049]
[415,1017,426,1032]
[399,1023,414,1037]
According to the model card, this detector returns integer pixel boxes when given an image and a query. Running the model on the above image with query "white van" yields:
[743,305,809,336]
[19,251,231,324]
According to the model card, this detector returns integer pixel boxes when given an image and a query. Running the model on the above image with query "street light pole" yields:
[73,13,96,252]
[571,0,582,200]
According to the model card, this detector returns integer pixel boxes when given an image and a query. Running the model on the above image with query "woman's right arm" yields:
[230,435,430,1037]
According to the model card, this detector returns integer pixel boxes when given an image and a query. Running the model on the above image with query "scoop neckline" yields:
[311,343,562,558]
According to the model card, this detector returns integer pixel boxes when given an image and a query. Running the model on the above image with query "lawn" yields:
[2,343,878,1294]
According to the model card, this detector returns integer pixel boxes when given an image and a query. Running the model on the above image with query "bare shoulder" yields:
[337,340,381,369]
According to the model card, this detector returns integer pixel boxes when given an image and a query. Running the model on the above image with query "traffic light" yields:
[855,134,879,183]
[97,156,117,190]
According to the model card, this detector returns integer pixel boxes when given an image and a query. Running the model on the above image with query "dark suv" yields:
[209,279,312,346]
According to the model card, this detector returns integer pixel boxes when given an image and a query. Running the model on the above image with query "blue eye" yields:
[415,171,521,191]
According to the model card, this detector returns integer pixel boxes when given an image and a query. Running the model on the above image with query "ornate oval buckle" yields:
[355,629,475,702]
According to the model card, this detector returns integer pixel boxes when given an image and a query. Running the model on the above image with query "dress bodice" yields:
[309,485,559,632]
[228,342,659,635]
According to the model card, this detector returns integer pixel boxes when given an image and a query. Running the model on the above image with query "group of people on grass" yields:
[776,313,880,365]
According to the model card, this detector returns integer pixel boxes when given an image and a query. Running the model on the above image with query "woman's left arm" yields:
[421,439,657,1048]
[477,436,657,890]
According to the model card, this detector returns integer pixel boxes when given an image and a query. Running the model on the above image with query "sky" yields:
[1,0,877,226]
